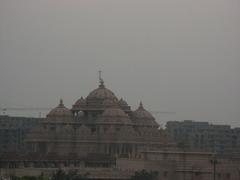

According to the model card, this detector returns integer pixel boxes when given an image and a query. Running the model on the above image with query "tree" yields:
[11,175,48,180]
[51,169,89,180]
[130,169,158,180]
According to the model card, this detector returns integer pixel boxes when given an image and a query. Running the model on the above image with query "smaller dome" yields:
[98,106,132,125]
[47,99,72,118]
[118,98,128,106]
[74,97,86,106]
[133,102,154,119]
[132,102,158,127]
[102,107,128,118]
[103,99,118,108]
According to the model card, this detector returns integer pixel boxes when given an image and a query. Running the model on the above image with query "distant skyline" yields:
[0,0,239,127]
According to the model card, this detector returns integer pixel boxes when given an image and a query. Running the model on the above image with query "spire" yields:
[139,101,144,110]
[58,98,64,107]
[98,70,105,88]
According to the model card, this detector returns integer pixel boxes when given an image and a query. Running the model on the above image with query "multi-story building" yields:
[0,115,42,153]
[166,120,240,153]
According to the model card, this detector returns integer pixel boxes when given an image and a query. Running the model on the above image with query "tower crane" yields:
[0,107,51,117]
[1,106,176,118]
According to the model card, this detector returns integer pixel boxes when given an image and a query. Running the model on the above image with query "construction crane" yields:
[1,107,51,111]
[0,107,51,117]
[1,106,176,119]
[150,111,176,114]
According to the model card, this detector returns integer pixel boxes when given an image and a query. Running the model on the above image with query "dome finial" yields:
[139,101,144,109]
[98,70,105,87]
[59,98,64,107]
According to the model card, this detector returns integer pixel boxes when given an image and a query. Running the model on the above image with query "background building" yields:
[0,115,42,153]
[166,120,240,153]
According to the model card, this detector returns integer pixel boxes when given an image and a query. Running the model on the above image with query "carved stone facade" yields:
[1,78,240,180]
[24,79,175,158]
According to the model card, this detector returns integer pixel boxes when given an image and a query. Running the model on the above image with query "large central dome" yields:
[87,84,118,101]
[86,78,118,101]
[72,76,120,112]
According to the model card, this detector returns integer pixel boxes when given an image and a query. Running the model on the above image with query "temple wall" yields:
[0,167,133,179]
[116,158,145,171]
[1,153,240,180]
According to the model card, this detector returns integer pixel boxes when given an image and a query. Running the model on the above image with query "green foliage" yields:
[130,169,158,180]
[51,169,89,180]
[11,175,48,180]
[11,169,89,180]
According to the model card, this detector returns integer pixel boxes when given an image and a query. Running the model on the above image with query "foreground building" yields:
[1,77,240,180]
[1,149,240,180]
[24,77,174,158]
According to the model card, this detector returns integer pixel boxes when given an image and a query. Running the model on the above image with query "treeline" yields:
[11,169,89,180]
[11,169,158,180]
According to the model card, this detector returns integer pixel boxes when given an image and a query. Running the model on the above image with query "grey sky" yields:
[0,0,239,127]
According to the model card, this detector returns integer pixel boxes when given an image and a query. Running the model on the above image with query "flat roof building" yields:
[166,120,240,153]
[0,115,42,153]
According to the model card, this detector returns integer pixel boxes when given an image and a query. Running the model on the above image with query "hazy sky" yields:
[0,0,239,127]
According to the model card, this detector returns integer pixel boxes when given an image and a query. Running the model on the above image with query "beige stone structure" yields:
[1,77,239,180]
[24,77,174,158]
[1,151,240,180]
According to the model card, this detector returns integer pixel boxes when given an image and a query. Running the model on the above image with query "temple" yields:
[25,75,174,158]
[1,76,240,180]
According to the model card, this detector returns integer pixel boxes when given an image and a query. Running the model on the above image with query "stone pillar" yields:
[59,162,65,168]
[69,162,74,168]
[117,144,120,156]
[113,144,116,155]
[18,161,25,168]
[100,144,105,154]
[119,144,123,155]
[28,162,34,168]
[132,145,135,158]
[106,144,108,154]
[34,143,38,152]
[109,145,112,155]
[80,161,85,168]
[122,144,125,154]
